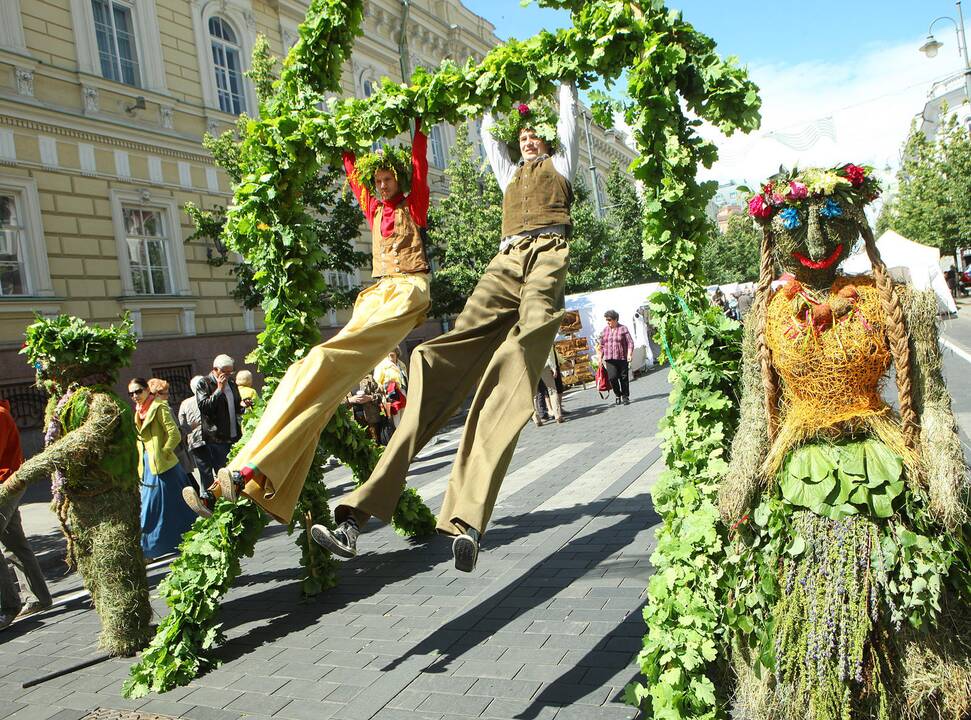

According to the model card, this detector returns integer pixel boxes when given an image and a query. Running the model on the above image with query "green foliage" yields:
[22,314,136,382]
[427,134,505,317]
[701,215,760,286]
[626,295,743,718]
[123,497,268,698]
[883,114,971,256]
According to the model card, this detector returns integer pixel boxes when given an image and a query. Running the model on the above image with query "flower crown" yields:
[489,97,560,157]
[353,144,413,196]
[741,164,881,229]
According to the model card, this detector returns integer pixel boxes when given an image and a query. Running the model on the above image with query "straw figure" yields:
[0,315,151,655]
[720,164,971,720]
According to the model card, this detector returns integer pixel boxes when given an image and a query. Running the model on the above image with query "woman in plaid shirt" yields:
[596,310,634,405]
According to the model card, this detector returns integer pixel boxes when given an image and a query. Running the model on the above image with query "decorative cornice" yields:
[0,114,216,164]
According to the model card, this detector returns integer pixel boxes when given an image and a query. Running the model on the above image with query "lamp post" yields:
[919,1,971,106]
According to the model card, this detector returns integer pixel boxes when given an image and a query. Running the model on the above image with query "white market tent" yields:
[564,282,663,372]
[840,230,957,314]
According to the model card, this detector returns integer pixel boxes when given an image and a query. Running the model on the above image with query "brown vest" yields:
[501,157,574,239]
[371,203,429,278]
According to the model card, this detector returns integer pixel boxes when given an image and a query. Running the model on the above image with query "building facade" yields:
[0,0,634,450]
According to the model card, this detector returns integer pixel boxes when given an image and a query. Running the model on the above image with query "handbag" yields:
[595,364,611,395]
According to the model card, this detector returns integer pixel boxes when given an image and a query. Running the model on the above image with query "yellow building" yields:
[0,0,634,450]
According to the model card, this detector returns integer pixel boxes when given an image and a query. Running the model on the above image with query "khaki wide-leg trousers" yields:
[229,273,430,524]
[338,233,568,536]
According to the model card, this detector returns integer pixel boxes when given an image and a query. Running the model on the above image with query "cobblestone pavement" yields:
[0,367,671,720]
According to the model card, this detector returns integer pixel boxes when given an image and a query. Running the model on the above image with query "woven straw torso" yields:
[766,276,891,435]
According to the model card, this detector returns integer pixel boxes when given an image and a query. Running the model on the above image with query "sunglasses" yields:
[129,388,146,397]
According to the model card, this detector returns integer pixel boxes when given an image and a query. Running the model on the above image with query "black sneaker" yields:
[452,527,480,572]
[311,521,359,559]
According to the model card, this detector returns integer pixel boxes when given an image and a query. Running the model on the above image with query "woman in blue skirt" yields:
[128,378,197,560]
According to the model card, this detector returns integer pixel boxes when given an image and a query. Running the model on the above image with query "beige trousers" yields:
[228,273,430,524]
[338,233,569,535]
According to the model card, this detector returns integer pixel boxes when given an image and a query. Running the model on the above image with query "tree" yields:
[602,165,656,286]
[426,133,503,317]
[700,214,760,285]
[885,114,971,257]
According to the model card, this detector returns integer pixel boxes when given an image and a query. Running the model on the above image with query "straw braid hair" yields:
[754,227,781,443]
[860,222,920,453]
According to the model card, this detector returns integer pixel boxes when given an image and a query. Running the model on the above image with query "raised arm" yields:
[719,313,770,525]
[0,392,123,504]
[551,81,579,183]
[409,120,430,225]
[481,112,517,193]
[901,286,968,529]
[342,150,377,226]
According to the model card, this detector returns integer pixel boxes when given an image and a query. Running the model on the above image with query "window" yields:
[429,124,447,170]
[91,0,140,86]
[0,195,28,296]
[325,271,355,325]
[470,119,486,159]
[209,17,245,115]
[123,207,172,295]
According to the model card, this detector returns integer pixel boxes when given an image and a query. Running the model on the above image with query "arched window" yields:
[208,16,245,115]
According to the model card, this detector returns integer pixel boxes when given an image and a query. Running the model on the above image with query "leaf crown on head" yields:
[353,144,413,196]
[21,314,137,377]
[490,96,560,157]
[741,163,881,227]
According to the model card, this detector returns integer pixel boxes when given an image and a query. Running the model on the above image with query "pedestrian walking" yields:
[313,81,578,571]
[532,349,564,425]
[148,378,194,476]
[178,376,213,497]
[375,349,408,429]
[596,310,633,405]
[129,378,197,560]
[0,400,51,630]
[182,355,243,513]
[182,121,433,524]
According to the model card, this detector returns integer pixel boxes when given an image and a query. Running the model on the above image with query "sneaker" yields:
[183,486,212,518]
[17,600,52,618]
[311,521,359,559]
[452,527,480,573]
[622,396,630,406]
[217,468,244,502]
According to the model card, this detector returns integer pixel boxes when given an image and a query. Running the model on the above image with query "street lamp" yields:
[919,2,971,104]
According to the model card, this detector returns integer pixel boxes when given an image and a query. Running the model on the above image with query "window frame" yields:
[70,0,166,92]
[208,15,247,115]
[0,177,53,298]
[191,0,256,117]
[91,0,141,87]
[0,0,29,53]
[110,189,189,298]
[429,123,447,170]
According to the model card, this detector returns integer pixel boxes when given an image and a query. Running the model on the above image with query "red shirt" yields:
[599,324,634,361]
[342,122,429,238]
[0,399,23,483]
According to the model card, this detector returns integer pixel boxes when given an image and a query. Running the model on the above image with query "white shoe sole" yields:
[310,524,356,559]
[182,486,212,518]
[217,468,238,502]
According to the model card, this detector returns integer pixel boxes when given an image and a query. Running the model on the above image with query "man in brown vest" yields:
[183,125,432,525]
[313,83,578,571]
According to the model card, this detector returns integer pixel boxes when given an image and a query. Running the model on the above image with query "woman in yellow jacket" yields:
[128,377,197,559]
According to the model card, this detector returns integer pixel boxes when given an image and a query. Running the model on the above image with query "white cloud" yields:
[697,38,967,187]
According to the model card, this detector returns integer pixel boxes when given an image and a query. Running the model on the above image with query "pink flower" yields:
[788,181,808,199]
[770,192,784,206]
[517,103,530,116]
[748,195,773,219]
[844,164,866,188]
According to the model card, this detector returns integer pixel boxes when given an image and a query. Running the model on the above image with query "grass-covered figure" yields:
[0,315,151,656]
[721,164,971,719]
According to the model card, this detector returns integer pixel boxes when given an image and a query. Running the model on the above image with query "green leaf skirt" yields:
[778,437,905,520]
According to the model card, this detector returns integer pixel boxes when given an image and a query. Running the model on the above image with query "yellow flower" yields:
[801,169,850,195]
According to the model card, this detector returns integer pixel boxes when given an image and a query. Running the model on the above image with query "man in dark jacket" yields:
[194,354,243,481]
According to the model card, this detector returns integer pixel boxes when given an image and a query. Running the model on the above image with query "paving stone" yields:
[271,679,333,701]
[386,689,431,710]
[225,691,290,716]
[418,692,491,716]
[228,675,288,695]
[182,687,245,709]
[451,660,524,680]
[467,677,542,700]
[481,698,559,720]
[408,674,476,695]
[272,699,342,720]
[553,702,639,720]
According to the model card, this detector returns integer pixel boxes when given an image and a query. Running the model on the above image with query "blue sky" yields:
[461,1,950,67]
[457,1,970,183]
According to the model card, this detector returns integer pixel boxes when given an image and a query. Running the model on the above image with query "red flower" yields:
[748,194,773,219]
[844,164,866,188]
[517,103,530,116]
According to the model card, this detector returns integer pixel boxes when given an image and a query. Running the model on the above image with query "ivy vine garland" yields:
[125,0,763,711]
[352,144,414,195]
[489,95,560,155]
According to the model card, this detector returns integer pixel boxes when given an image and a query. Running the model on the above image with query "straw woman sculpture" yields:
[720,164,971,719]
